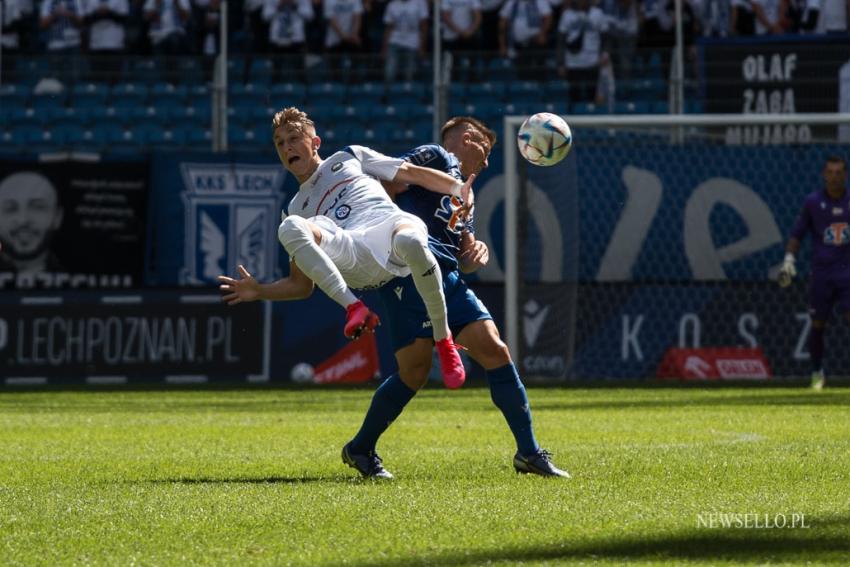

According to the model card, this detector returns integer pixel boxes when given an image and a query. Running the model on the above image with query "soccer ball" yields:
[517,112,573,167]
[290,362,315,384]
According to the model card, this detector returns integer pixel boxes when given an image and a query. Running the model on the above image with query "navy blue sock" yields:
[350,374,416,453]
[810,326,825,373]
[486,363,539,457]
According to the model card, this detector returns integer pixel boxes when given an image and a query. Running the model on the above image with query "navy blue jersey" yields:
[396,144,473,249]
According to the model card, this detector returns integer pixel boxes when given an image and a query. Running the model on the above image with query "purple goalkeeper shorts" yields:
[808,275,850,321]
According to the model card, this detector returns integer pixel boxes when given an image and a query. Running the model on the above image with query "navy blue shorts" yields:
[376,270,492,352]
[809,275,850,321]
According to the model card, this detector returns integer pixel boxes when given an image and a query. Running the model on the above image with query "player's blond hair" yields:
[441,116,497,149]
[272,107,316,135]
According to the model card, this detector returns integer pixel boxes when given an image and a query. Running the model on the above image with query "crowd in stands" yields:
[1,0,847,100]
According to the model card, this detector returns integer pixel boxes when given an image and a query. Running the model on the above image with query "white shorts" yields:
[311,211,427,290]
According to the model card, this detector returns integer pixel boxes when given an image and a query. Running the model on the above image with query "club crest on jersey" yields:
[434,195,468,233]
[833,207,844,215]
[409,148,436,165]
[331,162,343,172]
[334,204,351,220]
[824,223,850,245]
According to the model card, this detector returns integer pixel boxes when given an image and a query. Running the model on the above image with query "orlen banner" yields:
[146,152,296,286]
[0,290,269,385]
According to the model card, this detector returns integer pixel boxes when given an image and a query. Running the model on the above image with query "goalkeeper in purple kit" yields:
[779,155,850,390]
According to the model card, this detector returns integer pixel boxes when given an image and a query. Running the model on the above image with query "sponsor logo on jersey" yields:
[833,207,844,215]
[434,195,469,234]
[331,162,343,173]
[334,204,351,220]
[360,278,391,290]
[824,223,850,245]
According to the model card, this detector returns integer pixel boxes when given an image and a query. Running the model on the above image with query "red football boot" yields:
[344,300,380,339]
[435,335,466,389]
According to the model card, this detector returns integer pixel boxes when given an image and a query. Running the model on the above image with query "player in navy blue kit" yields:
[779,155,850,390]
[341,117,570,479]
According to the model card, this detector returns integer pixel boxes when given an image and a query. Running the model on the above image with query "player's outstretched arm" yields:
[218,263,314,305]
[394,163,475,206]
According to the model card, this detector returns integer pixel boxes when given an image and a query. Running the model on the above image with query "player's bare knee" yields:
[476,340,512,369]
[399,365,430,390]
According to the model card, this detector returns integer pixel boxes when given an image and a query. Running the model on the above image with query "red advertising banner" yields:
[656,347,772,381]
[313,332,380,385]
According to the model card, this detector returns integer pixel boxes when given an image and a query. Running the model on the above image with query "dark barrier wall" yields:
[0,290,268,385]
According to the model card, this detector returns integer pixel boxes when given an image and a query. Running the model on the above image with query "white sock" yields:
[278,216,357,308]
[392,228,449,341]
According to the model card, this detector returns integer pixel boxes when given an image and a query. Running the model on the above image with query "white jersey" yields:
[287,145,405,229]
[284,145,427,289]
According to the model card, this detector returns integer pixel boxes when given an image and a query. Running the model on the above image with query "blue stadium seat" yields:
[106,126,146,148]
[49,107,91,128]
[652,100,669,114]
[307,82,347,105]
[539,101,568,116]
[571,101,606,115]
[174,57,203,84]
[10,125,43,145]
[111,82,148,105]
[269,82,307,105]
[14,57,49,79]
[31,91,66,111]
[188,84,211,107]
[90,106,131,128]
[131,58,161,82]
[387,81,430,103]
[156,128,187,147]
[227,57,246,79]
[368,104,411,123]
[27,128,64,148]
[54,125,85,146]
[544,79,570,101]
[187,128,213,147]
[448,82,467,103]
[5,107,46,127]
[686,100,704,114]
[64,126,107,148]
[502,102,534,116]
[487,58,516,81]
[230,82,269,107]
[348,82,384,104]
[150,83,189,108]
[71,82,109,108]
[347,126,380,144]
[466,81,508,102]
[132,106,173,127]
[632,78,666,101]
[614,101,650,114]
[507,81,544,104]
[171,105,211,129]
[0,84,30,108]
[248,57,274,84]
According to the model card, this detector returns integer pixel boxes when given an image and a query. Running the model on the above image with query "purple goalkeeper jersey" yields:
[790,188,850,279]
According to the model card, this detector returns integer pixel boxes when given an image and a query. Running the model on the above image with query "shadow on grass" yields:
[359,520,850,566]
[136,474,350,485]
[535,392,850,412]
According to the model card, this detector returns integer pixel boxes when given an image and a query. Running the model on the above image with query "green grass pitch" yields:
[1,386,849,566]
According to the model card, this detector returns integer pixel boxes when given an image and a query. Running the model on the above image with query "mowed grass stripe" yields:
[0,387,848,566]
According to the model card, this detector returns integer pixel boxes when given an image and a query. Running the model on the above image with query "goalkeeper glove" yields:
[778,253,796,287]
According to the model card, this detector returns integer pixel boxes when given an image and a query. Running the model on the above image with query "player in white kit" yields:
[219,106,472,388]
